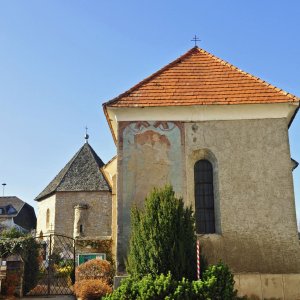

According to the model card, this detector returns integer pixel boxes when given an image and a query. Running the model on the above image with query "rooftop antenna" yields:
[84,126,89,143]
[2,183,6,196]
[191,35,201,47]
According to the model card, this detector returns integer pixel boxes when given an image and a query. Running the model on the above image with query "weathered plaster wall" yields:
[116,121,185,272]
[36,194,56,235]
[185,118,300,273]
[115,117,299,274]
[111,174,117,261]
[53,191,112,239]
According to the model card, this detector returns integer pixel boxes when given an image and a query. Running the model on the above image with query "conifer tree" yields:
[126,185,196,280]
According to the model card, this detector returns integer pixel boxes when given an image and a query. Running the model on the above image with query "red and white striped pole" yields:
[197,239,200,280]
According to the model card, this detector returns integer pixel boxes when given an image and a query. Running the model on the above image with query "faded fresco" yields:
[121,121,184,207]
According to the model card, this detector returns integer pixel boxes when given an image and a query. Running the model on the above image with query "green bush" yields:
[202,262,237,300]
[126,185,196,280]
[104,262,238,300]
[103,272,202,300]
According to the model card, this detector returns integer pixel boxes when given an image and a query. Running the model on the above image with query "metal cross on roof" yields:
[191,35,201,47]
[85,126,89,143]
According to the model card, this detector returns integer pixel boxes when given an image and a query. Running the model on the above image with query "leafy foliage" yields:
[103,272,201,300]
[104,263,238,300]
[76,239,114,264]
[74,279,112,300]
[202,261,237,300]
[0,229,40,294]
[0,227,24,238]
[126,185,196,280]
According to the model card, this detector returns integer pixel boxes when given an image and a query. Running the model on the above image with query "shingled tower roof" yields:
[35,143,111,201]
[104,46,298,108]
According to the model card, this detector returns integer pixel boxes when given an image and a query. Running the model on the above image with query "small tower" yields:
[73,203,88,238]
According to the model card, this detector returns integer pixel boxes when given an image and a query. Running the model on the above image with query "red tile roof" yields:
[104,46,298,108]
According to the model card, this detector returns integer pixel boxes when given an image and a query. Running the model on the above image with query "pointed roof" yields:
[104,46,298,108]
[35,143,111,201]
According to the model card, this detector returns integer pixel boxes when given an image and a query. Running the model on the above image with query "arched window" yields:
[194,159,215,234]
[80,224,83,234]
[46,209,50,228]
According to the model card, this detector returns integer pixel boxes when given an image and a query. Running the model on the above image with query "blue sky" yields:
[0,1,299,227]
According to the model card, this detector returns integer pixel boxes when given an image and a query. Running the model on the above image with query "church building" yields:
[35,139,112,242]
[103,46,300,297]
[35,45,299,298]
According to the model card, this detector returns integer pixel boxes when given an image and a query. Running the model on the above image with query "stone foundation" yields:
[234,273,300,300]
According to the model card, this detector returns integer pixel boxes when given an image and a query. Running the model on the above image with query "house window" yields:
[6,205,17,215]
[194,159,215,234]
[46,209,50,228]
[80,224,83,234]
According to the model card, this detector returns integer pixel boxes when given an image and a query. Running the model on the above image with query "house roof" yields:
[104,46,298,108]
[35,143,111,201]
[0,196,36,231]
[0,197,25,215]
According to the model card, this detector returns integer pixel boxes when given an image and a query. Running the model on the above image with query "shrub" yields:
[0,227,24,238]
[202,262,237,300]
[103,273,189,300]
[74,279,112,300]
[103,272,213,300]
[126,185,196,280]
[104,262,238,300]
[75,259,114,285]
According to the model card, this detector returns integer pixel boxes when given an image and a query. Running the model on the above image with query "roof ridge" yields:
[86,145,111,191]
[103,47,199,107]
[35,143,111,200]
[85,143,104,167]
[197,47,298,102]
[56,144,85,190]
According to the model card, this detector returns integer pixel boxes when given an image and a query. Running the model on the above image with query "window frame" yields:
[194,159,216,234]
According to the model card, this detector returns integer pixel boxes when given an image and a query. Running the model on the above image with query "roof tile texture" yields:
[35,143,111,201]
[105,47,298,107]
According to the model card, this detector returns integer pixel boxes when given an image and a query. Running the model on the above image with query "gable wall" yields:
[116,117,300,273]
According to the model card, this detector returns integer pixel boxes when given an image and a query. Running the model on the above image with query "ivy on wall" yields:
[0,229,40,294]
[76,239,113,263]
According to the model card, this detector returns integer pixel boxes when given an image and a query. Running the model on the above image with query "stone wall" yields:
[54,191,112,239]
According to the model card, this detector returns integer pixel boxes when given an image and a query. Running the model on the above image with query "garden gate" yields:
[26,234,76,296]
